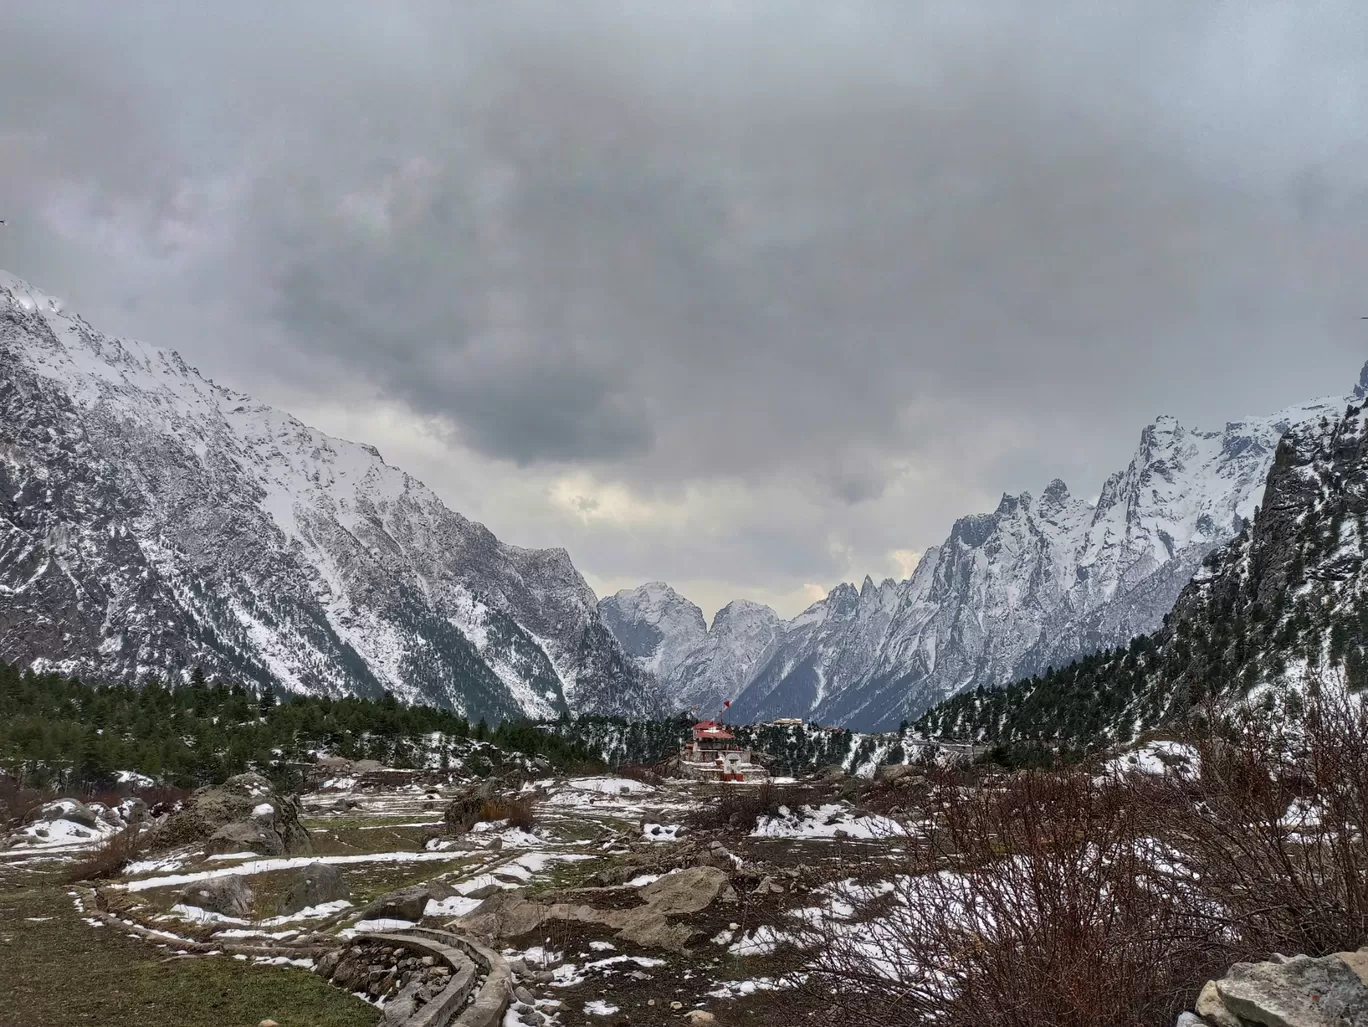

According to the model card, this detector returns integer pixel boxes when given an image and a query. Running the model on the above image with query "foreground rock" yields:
[363,882,455,922]
[178,874,254,918]
[278,863,350,915]
[157,772,311,855]
[459,866,732,953]
[318,940,456,1015]
[1190,949,1368,1027]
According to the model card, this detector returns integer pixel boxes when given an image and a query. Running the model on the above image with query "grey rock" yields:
[278,862,350,915]
[178,874,253,918]
[158,773,311,855]
[28,800,99,829]
[1214,951,1368,1027]
[638,867,730,915]
[362,883,453,922]
[207,820,284,856]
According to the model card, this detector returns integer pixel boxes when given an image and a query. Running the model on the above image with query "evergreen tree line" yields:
[0,661,599,793]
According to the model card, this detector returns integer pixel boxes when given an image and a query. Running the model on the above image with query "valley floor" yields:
[1,772,908,1027]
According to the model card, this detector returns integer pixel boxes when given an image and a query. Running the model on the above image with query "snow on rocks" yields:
[750,803,906,840]
[1103,740,1200,780]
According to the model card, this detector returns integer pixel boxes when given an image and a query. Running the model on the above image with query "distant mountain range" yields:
[602,375,1358,730]
[919,395,1368,744]
[4,268,1359,731]
[0,271,662,723]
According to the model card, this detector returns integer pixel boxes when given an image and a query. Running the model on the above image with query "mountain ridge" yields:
[605,376,1352,729]
[0,270,663,722]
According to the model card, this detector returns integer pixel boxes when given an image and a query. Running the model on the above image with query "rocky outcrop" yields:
[922,401,1368,745]
[177,875,254,918]
[457,866,731,954]
[1186,949,1368,1027]
[278,863,350,915]
[604,384,1355,729]
[157,773,311,855]
[363,883,456,923]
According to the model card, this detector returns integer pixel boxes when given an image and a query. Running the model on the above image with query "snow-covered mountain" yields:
[607,380,1354,729]
[597,583,706,682]
[667,600,783,716]
[0,271,662,722]
[920,397,1368,744]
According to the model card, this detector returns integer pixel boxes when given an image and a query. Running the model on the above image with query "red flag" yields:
[722,699,731,708]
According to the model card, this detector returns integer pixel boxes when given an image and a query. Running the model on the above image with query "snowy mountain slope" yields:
[605,381,1352,730]
[0,271,662,722]
[666,599,783,715]
[597,583,706,682]
[919,400,1368,744]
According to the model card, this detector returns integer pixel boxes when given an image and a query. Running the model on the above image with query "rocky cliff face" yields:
[607,383,1350,729]
[667,600,783,716]
[0,271,661,722]
[919,402,1368,744]
[597,583,707,683]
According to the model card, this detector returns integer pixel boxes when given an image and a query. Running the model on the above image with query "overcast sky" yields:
[4,3,1368,619]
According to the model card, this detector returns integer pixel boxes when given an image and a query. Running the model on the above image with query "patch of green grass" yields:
[307,823,437,856]
[0,871,375,1027]
[345,857,475,905]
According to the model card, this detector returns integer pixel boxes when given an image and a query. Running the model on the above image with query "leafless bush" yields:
[65,821,146,883]
[616,763,667,787]
[809,771,1228,1027]
[685,780,809,833]
[1153,685,1368,956]
[0,778,46,829]
[476,795,537,832]
[809,684,1368,1027]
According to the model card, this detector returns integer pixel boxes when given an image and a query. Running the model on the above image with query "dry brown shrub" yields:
[616,764,667,787]
[1151,684,1368,957]
[809,771,1228,1027]
[0,778,46,829]
[685,780,813,833]
[475,795,537,831]
[65,822,145,883]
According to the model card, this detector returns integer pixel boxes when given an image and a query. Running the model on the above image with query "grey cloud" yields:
[4,3,1368,609]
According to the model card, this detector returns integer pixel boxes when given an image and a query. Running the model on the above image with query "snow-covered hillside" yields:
[597,583,706,682]
[0,271,662,721]
[607,377,1353,729]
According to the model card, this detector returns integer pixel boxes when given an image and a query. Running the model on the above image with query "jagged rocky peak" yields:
[710,598,781,632]
[1354,359,1368,403]
[0,270,65,314]
[597,582,707,681]
[0,269,661,722]
[921,398,1368,745]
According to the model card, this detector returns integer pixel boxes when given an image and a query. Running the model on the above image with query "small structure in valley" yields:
[675,721,768,782]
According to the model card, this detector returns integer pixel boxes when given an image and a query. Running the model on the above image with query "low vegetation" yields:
[0,659,601,792]
[813,686,1368,1027]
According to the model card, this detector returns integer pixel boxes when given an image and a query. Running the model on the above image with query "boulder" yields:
[362,882,454,922]
[638,867,730,915]
[874,764,919,783]
[278,863,350,915]
[1195,950,1368,1027]
[207,820,285,856]
[460,866,730,955]
[157,772,311,855]
[28,799,99,829]
[178,875,253,918]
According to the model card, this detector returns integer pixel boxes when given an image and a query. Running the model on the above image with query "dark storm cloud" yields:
[5,3,1368,609]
